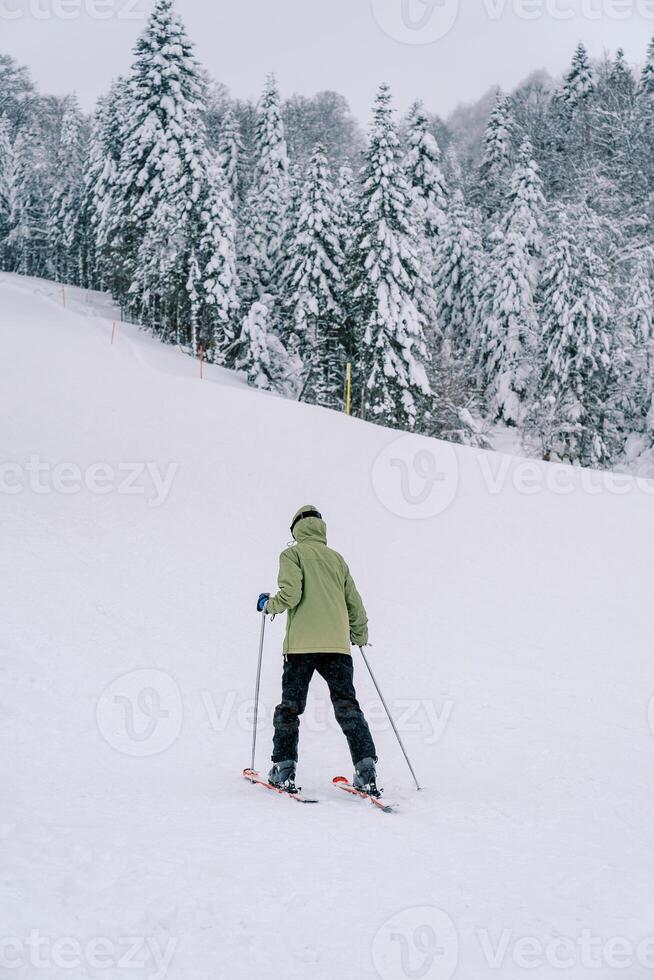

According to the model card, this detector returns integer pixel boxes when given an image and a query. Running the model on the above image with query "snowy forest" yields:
[1,0,654,470]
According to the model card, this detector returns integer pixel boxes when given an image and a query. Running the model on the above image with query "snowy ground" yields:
[2,271,654,980]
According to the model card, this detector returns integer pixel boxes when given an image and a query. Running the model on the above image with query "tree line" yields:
[1,3,654,468]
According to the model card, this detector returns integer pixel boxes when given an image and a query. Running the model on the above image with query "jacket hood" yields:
[291,504,327,544]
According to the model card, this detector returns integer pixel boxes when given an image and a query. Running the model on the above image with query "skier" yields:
[257,505,379,795]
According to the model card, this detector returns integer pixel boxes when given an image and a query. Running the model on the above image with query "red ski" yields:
[243,769,319,804]
[332,776,397,813]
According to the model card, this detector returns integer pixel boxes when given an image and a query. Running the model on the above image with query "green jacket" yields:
[266,506,368,655]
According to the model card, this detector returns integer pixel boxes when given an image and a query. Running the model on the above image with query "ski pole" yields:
[251,611,267,772]
[358,646,421,791]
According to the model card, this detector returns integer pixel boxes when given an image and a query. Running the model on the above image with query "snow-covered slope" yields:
[2,272,654,980]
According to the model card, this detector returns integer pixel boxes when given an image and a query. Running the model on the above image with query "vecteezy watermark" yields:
[201,691,454,746]
[0,456,179,508]
[0,0,146,20]
[647,692,654,736]
[371,434,460,520]
[372,906,459,980]
[370,0,461,45]
[0,931,177,978]
[371,433,654,520]
[96,669,184,757]
[477,928,654,970]
[371,0,654,45]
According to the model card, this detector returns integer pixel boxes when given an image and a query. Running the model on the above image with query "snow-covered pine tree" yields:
[477,147,543,427]
[635,37,654,208]
[475,141,544,424]
[476,90,515,223]
[218,104,243,202]
[641,36,654,98]
[443,144,463,192]
[404,100,447,241]
[351,84,431,429]
[282,143,345,407]
[6,130,48,277]
[546,42,596,199]
[106,0,207,331]
[623,254,654,438]
[502,137,546,261]
[48,95,87,285]
[434,189,481,357]
[559,41,595,112]
[403,100,447,339]
[86,79,129,291]
[594,49,640,224]
[0,115,13,268]
[186,249,201,355]
[477,224,537,425]
[332,163,359,371]
[194,154,239,361]
[232,296,275,389]
[537,205,620,466]
[239,75,290,306]
[335,164,356,265]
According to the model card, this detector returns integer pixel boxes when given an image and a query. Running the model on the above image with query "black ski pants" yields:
[272,653,376,765]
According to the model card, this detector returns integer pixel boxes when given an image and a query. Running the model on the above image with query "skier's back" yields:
[257,505,378,794]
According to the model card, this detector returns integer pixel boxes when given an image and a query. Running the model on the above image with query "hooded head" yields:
[290,504,327,544]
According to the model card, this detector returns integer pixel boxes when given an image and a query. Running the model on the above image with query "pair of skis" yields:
[243,769,397,813]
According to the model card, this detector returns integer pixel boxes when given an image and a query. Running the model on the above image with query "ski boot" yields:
[353,757,380,798]
[268,760,298,794]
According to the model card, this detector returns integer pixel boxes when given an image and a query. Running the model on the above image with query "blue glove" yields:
[257,593,270,612]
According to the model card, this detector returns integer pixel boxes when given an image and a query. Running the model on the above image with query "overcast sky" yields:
[3,0,653,120]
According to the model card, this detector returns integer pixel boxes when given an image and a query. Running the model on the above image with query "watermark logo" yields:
[371,0,461,44]
[0,931,177,978]
[0,0,146,21]
[371,434,459,520]
[0,456,178,508]
[96,669,183,757]
[372,906,459,980]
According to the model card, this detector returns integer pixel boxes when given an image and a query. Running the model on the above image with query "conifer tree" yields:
[404,100,447,337]
[195,155,240,360]
[538,206,619,465]
[282,143,345,407]
[0,115,13,268]
[477,91,515,222]
[233,297,275,389]
[351,84,430,429]
[86,79,129,291]
[106,0,207,328]
[48,96,87,284]
[404,100,447,240]
[239,75,289,305]
[6,130,48,277]
[559,41,594,112]
[502,138,546,262]
[434,189,481,357]
[219,104,243,202]
[640,36,654,98]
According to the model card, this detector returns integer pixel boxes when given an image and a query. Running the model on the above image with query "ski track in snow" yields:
[2,272,654,979]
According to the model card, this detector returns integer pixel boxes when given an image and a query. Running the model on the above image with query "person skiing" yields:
[257,505,379,796]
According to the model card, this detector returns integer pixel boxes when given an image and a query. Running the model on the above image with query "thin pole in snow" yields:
[358,646,421,791]
[251,612,267,772]
[111,321,117,345]
[199,344,205,380]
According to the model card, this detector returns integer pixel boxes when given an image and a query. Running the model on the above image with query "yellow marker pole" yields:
[345,362,352,416]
